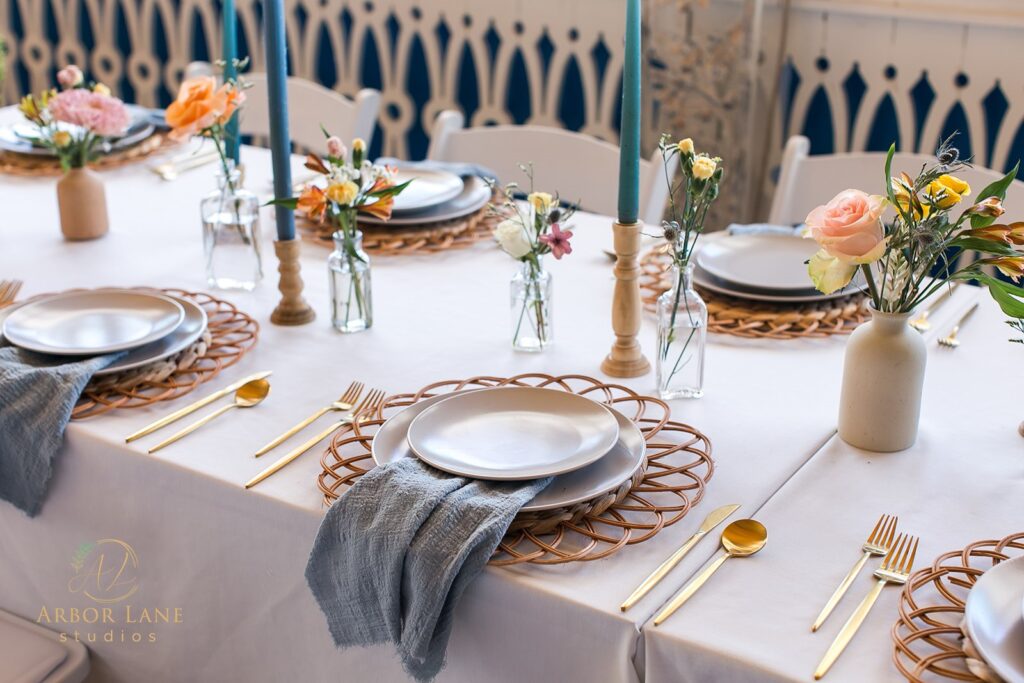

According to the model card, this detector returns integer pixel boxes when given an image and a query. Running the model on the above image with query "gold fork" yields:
[243,388,385,489]
[910,282,960,332]
[814,533,919,679]
[253,381,364,457]
[149,150,220,181]
[811,513,898,631]
[937,302,979,349]
[0,279,24,308]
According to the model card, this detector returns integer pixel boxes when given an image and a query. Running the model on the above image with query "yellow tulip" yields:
[325,181,360,206]
[925,174,971,209]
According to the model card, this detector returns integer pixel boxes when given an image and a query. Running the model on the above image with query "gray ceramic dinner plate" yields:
[92,294,208,376]
[964,555,1024,683]
[389,168,465,213]
[697,234,820,291]
[692,263,867,303]
[406,387,621,480]
[373,390,645,510]
[0,105,155,157]
[360,175,491,227]
[3,289,185,355]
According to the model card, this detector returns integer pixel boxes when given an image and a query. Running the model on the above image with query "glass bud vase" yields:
[656,263,708,399]
[510,259,552,351]
[328,228,373,333]
[201,163,263,290]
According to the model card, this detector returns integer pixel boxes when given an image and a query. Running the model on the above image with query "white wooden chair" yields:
[241,74,380,151]
[427,110,673,225]
[769,135,1024,226]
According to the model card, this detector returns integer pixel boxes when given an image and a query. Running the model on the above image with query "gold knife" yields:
[620,503,740,611]
[125,371,273,443]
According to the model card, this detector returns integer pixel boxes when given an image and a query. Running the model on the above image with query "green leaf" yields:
[974,162,1019,203]
[367,179,413,199]
[949,237,1018,256]
[960,272,1024,318]
[266,197,299,209]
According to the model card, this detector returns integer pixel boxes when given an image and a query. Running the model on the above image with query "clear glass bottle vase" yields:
[510,259,552,351]
[201,162,263,290]
[328,227,373,333]
[656,263,708,399]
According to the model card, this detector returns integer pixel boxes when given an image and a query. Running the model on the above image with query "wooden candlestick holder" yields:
[270,239,316,326]
[601,219,651,377]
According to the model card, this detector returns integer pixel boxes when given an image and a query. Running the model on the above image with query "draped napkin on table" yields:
[375,158,500,184]
[306,456,551,682]
[0,346,121,516]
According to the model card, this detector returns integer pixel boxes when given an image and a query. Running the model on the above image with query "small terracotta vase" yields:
[838,307,927,452]
[56,167,109,240]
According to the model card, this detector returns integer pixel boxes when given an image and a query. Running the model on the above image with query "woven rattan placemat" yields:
[318,374,714,566]
[0,134,178,177]
[893,532,1024,682]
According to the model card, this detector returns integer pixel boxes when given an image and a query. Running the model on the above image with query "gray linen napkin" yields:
[306,456,551,682]
[726,222,804,236]
[375,157,499,184]
[0,346,122,516]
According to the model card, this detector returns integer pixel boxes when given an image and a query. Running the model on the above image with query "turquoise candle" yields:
[263,0,295,240]
[222,0,240,164]
[617,0,642,225]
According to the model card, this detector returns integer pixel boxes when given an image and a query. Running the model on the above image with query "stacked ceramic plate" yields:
[693,233,865,303]
[963,555,1024,683]
[360,166,491,228]
[0,105,157,158]
[372,387,646,512]
[0,289,208,377]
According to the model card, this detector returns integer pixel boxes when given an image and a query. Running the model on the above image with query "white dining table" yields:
[0,107,1013,683]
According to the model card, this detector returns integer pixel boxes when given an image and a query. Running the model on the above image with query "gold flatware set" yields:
[149,150,220,181]
[810,514,920,679]
[910,282,960,332]
[147,379,271,453]
[937,302,979,349]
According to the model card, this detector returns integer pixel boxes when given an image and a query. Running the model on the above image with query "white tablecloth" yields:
[0,109,1010,682]
[642,298,1023,682]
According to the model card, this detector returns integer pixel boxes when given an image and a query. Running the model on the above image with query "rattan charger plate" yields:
[639,247,870,339]
[0,133,178,177]
[893,532,1024,682]
[319,374,714,566]
[298,190,506,256]
[70,289,259,419]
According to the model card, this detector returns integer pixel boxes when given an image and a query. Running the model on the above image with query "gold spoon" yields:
[653,519,767,626]
[148,379,270,453]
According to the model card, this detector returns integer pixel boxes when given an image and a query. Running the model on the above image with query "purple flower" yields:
[539,223,574,259]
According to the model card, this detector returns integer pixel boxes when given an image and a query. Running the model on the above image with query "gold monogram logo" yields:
[68,539,140,604]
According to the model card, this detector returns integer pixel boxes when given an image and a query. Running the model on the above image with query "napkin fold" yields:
[0,346,121,516]
[727,222,804,236]
[306,456,551,682]
[375,157,499,184]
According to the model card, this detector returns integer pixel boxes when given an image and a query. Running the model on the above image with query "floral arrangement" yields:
[656,135,723,396]
[490,164,577,349]
[18,64,131,170]
[165,63,247,187]
[805,137,1024,325]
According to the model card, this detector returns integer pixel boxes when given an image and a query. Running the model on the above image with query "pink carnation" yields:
[48,89,131,137]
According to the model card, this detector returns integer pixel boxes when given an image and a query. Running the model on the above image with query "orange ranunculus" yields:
[165,77,244,141]
[297,185,328,223]
[357,179,396,221]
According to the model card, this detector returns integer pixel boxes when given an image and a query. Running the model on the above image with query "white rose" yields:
[692,155,717,181]
[493,218,533,259]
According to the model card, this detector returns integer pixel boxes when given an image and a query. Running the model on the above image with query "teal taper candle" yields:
[263,0,295,240]
[617,0,642,225]
[222,0,240,164]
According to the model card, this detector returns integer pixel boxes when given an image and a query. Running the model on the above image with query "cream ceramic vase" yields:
[56,167,109,240]
[838,308,926,452]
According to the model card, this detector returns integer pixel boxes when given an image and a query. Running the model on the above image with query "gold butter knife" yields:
[125,371,273,443]
[620,503,740,611]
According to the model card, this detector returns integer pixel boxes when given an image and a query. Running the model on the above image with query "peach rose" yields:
[805,189,887,264]
[165,77,244,141]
